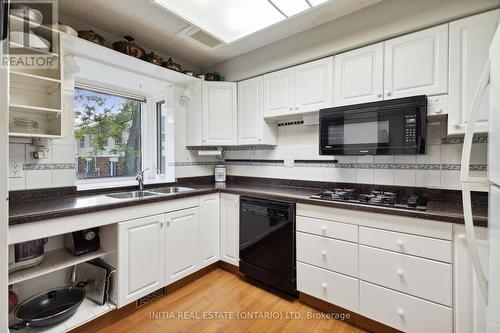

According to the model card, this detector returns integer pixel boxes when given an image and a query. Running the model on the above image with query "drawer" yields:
[359,245,452,306]
[297,232,358,277]
[297,262,359,312]
[297,216,358,242]
[360,281,452,333]
[359,227,452,263]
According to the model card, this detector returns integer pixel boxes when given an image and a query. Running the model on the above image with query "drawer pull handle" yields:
[396,269,404,278]
[397,309,404,317]
[321,283,327,289]
[321,250,327,256]
[396,239,404,247]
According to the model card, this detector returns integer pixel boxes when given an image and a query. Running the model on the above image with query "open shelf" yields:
[9,248,107,285]
[9,41,59,57]
[9,14,60,42]
[10,103,61,114]
[11,71,61,88]
[12,299,115,333]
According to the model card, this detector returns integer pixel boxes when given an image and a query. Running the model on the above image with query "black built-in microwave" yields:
[319,95,427,155]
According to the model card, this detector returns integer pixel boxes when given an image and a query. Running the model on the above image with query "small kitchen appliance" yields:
[65,228,100,256]
[9,238,48,273]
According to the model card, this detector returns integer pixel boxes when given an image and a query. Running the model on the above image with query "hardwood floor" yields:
[83,268,367,333]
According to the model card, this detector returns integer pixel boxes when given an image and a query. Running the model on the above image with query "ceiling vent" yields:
[177,25,224,51]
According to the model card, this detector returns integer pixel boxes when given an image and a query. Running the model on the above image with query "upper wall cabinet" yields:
[238,77,277,145]
[334,43,384,106]
[264,57,333,118]
[202,81,237,145]
[384,24,448,99]
[448,9,500,135]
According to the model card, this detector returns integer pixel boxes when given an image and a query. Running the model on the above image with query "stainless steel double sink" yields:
[106,187,194,200]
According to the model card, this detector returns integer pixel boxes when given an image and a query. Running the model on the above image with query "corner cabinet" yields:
[383,24,448,99]
[448,9,500,135]
[202,81,237,145]
[117,215,165,307]
[334,43,384,106]
[220,193,240,266]
[238,77,277,145]
[263,57,333,119]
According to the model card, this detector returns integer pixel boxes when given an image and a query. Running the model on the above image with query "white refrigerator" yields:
[460,24,500,333]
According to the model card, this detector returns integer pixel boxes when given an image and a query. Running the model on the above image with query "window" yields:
[75,87,143,182]
[157,101,167,175]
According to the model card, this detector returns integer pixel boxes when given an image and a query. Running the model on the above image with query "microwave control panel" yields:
[404,114,418,145]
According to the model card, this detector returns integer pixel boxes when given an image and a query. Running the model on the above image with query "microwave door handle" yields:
[460,60,490,185]
[462,183,489,303]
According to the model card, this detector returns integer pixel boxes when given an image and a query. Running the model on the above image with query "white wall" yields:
[225,121,488,190]
[204,0,500,81]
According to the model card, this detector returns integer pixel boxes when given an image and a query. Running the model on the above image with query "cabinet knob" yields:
[289,107,293,111]
[377,94,382,98]
[458,233,466,240]
[396,269,404,277]
[434,108,443,114]
[203,139,207,143]
[321,226,327,234]
[396,239,404,247]
[386,92,392,97]
[258,138,262,142]
[321,282,327,289]
[167,220,171,226]
[160,222,164,227]
[452,122,460,129]
[295,107,299,110]
[397,309,404,317]
[321,250,327,256]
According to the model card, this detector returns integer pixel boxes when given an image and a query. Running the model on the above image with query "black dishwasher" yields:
[239,197,296,296]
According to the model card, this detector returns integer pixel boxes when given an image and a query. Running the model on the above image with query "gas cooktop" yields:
[310,189,427,211]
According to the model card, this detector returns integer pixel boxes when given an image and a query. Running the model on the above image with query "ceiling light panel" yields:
[154,0,286,43]
[309,0,330,6]
[270,0,310,17]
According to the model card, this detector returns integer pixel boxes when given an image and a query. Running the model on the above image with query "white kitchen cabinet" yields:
[454,226,488,333]
[220,193,240,266]
[448,9,500,135]
[199,194,220,268]
[263,67,295,118]
[117,215,165,307]
[202,81,237,145]
[263,57,333,118]
[237,77,277,145]
[165,207,200,284]
[294,57,333,113]
[384,24,448,99]
[334,43,384,106]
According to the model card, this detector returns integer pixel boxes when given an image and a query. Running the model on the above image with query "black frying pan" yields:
[9,282,87,330]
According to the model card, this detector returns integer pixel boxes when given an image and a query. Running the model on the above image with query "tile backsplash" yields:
[224,121,488,190]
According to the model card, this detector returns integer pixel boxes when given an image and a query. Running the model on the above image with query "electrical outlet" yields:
[9,161,24,178]
[285,158,294,168]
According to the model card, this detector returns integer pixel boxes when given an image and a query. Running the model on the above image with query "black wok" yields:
[9,282,87,330]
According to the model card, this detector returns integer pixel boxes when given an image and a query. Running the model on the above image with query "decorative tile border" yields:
[185,145,276,151]
[225,159,284,167]
[441,135,487,145]
[277,120,304,127]
[170,161,221,167]
[24,163,76,171]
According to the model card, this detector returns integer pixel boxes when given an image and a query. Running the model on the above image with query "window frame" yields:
[75,84,175,191]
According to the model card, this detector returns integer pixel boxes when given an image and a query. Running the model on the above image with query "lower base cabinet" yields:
[220,194,240,266]
[117,214,165,307]
[360,281,452,333]
[117,195,221,308]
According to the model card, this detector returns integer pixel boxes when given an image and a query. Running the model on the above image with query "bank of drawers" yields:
[296,215,452,333]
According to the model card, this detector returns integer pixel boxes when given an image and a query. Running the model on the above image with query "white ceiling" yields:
[59,0,381,69]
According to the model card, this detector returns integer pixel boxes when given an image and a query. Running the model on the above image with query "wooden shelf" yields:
[11,71,61,87]
[10,103,61,114]
[9,248,107,285]
[9,41,59,57]
[13,299,115,333]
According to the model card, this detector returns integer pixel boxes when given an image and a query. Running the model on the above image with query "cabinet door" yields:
[384,24,448,99]
[220,193,239,266]
[202,81,237,145]
[199,194,220,268]
[334,43,384,106]
[263,68,295,118]
[165,207,199,284]
[448,9,500,135]
[118,215,165,307]
[295,57,333,113]
[453,226,488,333]
[238,77,263,144]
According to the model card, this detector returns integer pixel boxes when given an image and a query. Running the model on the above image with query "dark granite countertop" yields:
[8,177,488,227]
